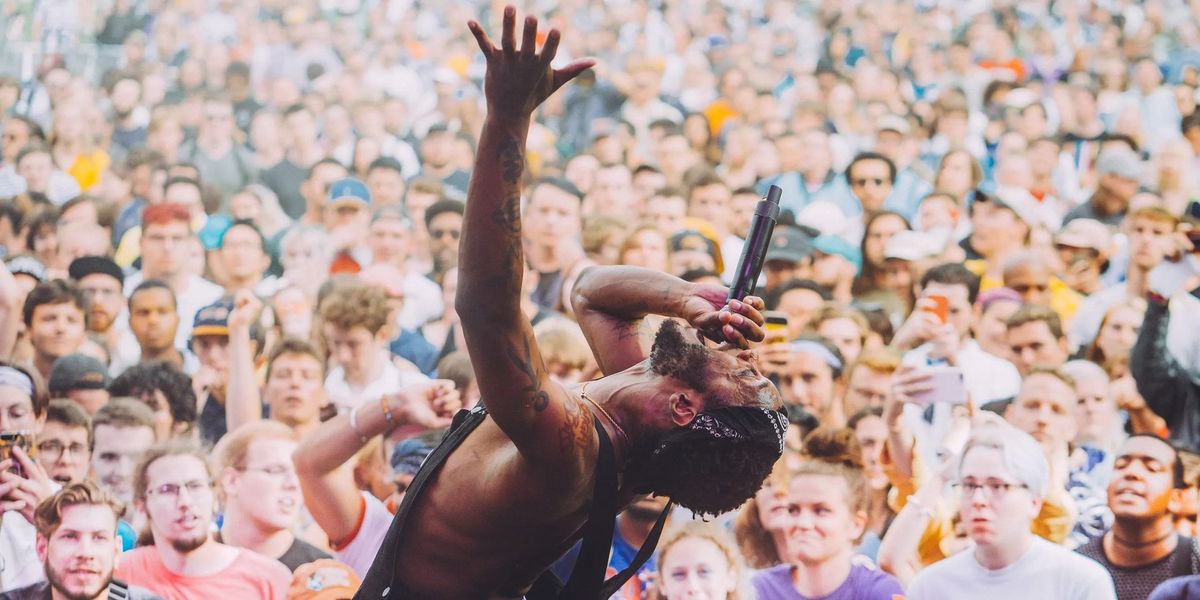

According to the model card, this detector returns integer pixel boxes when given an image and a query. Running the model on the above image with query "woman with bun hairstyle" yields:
[650,521,750,600]
[752,428,904,599]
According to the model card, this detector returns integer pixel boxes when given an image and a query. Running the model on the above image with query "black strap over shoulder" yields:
[1170,535,1197,577]
[557,418,619,597]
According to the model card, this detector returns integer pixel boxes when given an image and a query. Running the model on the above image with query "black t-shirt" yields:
[278,537,333,572]
[262,159,309,220]
[1077,534,1200,600]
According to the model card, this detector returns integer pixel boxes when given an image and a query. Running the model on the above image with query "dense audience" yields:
[0,0,1199,598]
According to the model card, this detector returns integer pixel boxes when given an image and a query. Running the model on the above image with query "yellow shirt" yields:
[965,259,1082,323]
[67,149,111,191]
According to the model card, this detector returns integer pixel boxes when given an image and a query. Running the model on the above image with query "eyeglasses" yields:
[851,178,887,187]
[430,228,460,240]
[37,440,88,460]
[146,479,212,500]
[953,479,1028,500]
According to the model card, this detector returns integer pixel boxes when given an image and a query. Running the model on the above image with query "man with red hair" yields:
[115,203,222,369]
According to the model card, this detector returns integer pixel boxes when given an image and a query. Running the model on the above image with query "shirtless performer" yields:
[353,7,786,599]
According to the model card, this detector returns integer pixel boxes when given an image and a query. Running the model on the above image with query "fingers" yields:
[721,324,750,349]
[467,21,494,56]
[742,296,766,312]
[720,308,764,343]
[520,15,537,57]
[539,28,561,66]
[552,59,596,92]
[501,5,517,55]
[11,447,36,477]
[727,298,765,326]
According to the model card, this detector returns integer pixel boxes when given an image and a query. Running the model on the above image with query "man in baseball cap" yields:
[763,225,815,292]
[1054,218,1112,295]
[325,178,372,273]
[1065,148,1143,227]
[48,353,111,414]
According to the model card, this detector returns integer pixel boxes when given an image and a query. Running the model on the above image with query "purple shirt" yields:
[752,563,904,600]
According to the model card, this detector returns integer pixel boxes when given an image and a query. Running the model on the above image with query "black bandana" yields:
[654,406,788,460]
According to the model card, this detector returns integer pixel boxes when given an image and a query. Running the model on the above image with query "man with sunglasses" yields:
[118,442,291,599]
[423,198,463,283]
[1077,435,1200,599]
[907,424,1116,599]
[845,151,897,215]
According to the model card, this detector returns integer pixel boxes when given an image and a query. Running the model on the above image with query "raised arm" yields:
[572,266,766,375]
[293,381,458,545]
[455,8,595,467]
[225,290,263,434]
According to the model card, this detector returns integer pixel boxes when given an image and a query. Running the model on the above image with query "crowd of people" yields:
[0,0,1199,598]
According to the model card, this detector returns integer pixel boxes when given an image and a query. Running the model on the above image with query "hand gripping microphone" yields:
[727,185,781,302]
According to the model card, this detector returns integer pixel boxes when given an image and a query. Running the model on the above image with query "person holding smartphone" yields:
[0,361,56,593]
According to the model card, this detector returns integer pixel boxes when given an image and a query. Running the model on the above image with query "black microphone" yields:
[727,185,781,302]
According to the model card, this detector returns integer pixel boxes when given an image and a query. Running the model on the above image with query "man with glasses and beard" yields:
[354,9,787,599]
[0,481,160,600]
[117,442,291,599]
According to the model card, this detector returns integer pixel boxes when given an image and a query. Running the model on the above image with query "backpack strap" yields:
[598,502,673,599]
[1171,535,1197,577]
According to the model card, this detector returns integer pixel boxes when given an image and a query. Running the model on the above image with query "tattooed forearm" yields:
[490,195,522,235]
[505,335,550,412]
[497,135,525,184]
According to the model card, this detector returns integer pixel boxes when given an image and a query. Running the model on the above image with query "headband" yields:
[789,340,844,374]
[0,366,33,395]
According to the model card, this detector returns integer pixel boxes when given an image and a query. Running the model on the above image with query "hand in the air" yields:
[389,380,463,429]
[685,284,766,349]
[468,6,594,119]
[227,289,263,333]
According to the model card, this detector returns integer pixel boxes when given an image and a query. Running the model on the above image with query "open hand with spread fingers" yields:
[468,6,595,120]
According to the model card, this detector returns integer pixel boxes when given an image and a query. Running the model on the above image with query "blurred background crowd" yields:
[1,0,1200,598]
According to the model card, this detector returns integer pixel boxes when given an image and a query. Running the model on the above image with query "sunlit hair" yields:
[958,423,1049,498]
[212,420,296,474]
[319,283,390,336]
[793,428,869,516]
[534,318,593,375]
[34,480,123,539]
[652,521,750,600]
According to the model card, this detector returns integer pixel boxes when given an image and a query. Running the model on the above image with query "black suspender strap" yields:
[598,502,673,599]
[558,418,619,598]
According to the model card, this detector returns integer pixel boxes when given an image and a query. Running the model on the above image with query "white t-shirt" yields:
[324,350,429,412]
[907,537,1117,600]
[335,491,393,579]
[0,510,42,591]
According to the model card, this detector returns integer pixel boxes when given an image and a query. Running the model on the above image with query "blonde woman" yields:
[651,521,750,600]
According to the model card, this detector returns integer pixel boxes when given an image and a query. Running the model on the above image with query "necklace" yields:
[1112,529,1175,550]
[580,380,630,445]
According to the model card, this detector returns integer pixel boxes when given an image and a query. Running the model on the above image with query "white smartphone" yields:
[909,365,967,406]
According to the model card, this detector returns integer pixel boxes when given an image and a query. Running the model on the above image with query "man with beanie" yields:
[68,256,126,358]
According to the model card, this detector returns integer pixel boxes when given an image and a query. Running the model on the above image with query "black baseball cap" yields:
[48,353,110,395]
[765,225,814,264]
[68,256,125,286]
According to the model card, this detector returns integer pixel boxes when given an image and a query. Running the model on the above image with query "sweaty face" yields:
[1109,436,1180,521]
[39,504,120,600]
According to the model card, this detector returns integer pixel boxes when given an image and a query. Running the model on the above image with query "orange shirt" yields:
[117,546,292,600]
